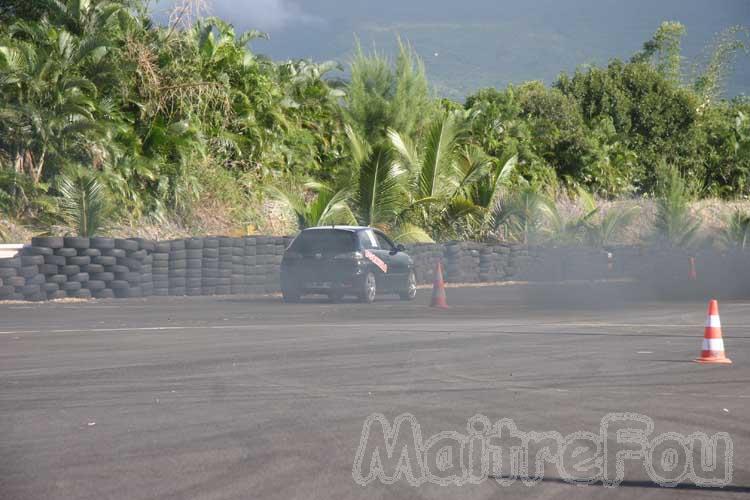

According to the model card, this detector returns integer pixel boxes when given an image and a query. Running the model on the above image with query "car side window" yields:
[375,232,394,251]
[358,230,379,250]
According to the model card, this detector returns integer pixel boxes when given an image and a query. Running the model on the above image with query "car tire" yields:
[358,272,377,304]
[282,287,301,303]
[399,270,418,301]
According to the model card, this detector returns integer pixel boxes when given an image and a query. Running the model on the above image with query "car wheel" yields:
[358,272,377,303]
[282,288,301,303]
[399,270,417,301]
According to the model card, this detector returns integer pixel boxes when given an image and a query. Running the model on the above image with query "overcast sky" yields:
[206,0,324,30]
[152,0,750,98]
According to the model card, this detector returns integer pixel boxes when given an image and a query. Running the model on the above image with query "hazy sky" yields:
[152,0,750,98]
[207,0,323,30]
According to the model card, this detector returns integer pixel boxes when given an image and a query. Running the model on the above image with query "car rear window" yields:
[290,230,357,254]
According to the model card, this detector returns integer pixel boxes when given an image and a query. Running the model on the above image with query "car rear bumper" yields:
[280,265,367,293]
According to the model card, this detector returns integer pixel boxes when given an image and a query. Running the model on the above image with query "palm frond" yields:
[387,128,420,173]
[237,29,269,47]
[652,165,701,247]
[390,222,434,243]
[264,183,307,229]
[355,144,405,228]
[491,185,547,244]
[309,187,356,227]
[267,182,355,229]
[344,124,370,167]
[453,145,495,197]
[593,205,639,247]
[57,171,109,237]
[418,111,459,199]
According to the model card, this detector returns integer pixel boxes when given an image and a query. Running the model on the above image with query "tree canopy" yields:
[0,4,748,242]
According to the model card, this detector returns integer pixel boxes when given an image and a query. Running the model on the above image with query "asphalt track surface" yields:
[1,284,749,500]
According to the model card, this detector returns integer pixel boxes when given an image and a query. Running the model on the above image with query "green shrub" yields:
[652,165,701,247]
[721,210,750,249]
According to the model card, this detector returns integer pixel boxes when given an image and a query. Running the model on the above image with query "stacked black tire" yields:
[243,237,260,294]
[201,237,219,295]
[152,241,170,296]
[132,238,155,297]
[506,245,534,280]
[555,248,603,281]
[109,239,143,298]
[443,241,481,283]
[605,245,641,278]
[268,237,285,294]
[26,237,65,300]
[87,237,117,299]
[55,237,92,299]
[230,238,245,295]
[217,237,233,295]
[0,247,41,301]
[478,244,511,282]
[405,243,443,284]
[20,252,44,300]
[185,238,203,296]
[168,239,187,296]
[255,237,277,294]
[0,258,22,300]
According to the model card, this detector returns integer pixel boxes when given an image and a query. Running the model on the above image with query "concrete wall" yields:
[1,236,749,301]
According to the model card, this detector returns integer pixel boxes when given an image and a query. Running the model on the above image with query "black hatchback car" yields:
[280,226,417,303]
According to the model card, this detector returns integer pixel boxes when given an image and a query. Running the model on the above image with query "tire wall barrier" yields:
[406,242,750,298]
[0,235,289,301]
[2,237,750,301]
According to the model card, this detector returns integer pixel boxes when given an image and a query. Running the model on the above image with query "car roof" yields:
[302,226,373,233]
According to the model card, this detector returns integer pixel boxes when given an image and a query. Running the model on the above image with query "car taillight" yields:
[333,251,364,262]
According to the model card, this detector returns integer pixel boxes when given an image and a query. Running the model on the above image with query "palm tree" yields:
[267,181,355,229]
[57,169,110,236]
[45,0,128,37]
[344,39,434,145]
[388,110,513,240]
[577,189,639,248]
[652,165,701,247]
[490,182,548,245]
[335,126,432,243]
[0,16,110,183]
[537,196,595,245]
[279,59,345,102]
[352,143,407,229]
[464,152,517,239]
[388,111,462,229]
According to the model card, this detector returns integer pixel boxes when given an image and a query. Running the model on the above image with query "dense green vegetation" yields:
[0,1,748,247]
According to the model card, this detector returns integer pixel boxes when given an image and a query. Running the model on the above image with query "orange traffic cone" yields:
[688,256,697,281]
[694,299,732,364]
[430,261,449,309]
